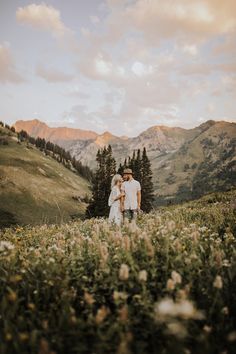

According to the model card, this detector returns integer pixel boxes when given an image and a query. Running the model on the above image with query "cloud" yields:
[0,44,25,84]
[36,64,74,82]
[131,61,153,76]
[119,0,236,42]
[16,3,73,39]
[182,44,198,56]
[90,15,100,24]
[212,34,236,57]
[62,104,109,133]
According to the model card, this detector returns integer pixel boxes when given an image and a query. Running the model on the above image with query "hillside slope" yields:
[153,121,236,204]
[0,126,91,227]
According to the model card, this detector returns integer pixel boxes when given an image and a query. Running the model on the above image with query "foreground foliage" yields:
[0,189,236,354]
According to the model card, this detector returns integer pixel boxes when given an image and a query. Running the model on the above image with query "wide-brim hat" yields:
[123,168,133,175]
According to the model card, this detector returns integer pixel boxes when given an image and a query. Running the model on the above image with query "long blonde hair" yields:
[111,174,122,190]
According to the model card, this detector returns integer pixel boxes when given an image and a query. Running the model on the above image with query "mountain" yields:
[152,120,236,205]
[14,118,236,205]
[14,119,98,146]
[0,125,91,227]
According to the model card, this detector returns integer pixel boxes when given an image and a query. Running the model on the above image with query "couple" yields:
[108,168,141,226]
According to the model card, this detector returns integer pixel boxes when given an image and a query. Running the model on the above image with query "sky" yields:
[0,0,235,137]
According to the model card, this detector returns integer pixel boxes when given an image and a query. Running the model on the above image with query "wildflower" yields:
[119,305,129,323]
[7,290,17,302]
[95,306,109,324]
[122,235,131,251]
[113,291,128,302]
[70,316,77,325]
[176,289,187,300]
[129,220,139,233]
[167,321,187,338]
[0,241,14,252]
[222,259,231,267]
[99,243,109,262]
[155,298,176,318]
[9,274,22,283]
[171,271,182,285]
[227,331,236,342]
[138,270,147,282]
[41,320,48,330]
[18,332,29,342]
[5,333,12,341]
[155,298,204,321]
[27,303,36,311]
[166,279,175,291]
[190,231,200,242]
[213,275,223,289]
[167,220,175,232]
[203,325,212,333]
[222,307,229,315]
[84,291,95,305]
[119,264,129,281]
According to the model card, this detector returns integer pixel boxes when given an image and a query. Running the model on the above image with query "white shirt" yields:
[122,179,141,210]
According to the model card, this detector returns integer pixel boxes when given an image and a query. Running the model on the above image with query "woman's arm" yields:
[108,188,124,206]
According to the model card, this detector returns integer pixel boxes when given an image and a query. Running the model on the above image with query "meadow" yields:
[0,189,236,354]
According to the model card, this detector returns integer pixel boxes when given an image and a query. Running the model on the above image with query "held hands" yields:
[119,192,125,199]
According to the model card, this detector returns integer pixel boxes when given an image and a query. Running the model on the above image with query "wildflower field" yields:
[0,190,236,354]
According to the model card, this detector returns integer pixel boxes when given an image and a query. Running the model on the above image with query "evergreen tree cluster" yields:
[86,145,116,218]
[87,146,154,217]
[1,122,93,182]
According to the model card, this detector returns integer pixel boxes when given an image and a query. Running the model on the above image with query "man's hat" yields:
[123,168,133,175]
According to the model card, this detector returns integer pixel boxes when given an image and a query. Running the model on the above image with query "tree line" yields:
[86,145,154,218]
[0,121,93,182]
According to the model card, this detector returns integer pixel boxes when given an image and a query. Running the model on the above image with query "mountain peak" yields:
[14,119,98,142]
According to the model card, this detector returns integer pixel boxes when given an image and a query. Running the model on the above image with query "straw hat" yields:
[123,168,133,175]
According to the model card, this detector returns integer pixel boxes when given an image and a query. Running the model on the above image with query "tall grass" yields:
[0,189,236,354]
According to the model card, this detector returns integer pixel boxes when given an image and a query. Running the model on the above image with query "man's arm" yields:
[137,190,141,210]
[120,183,125,212]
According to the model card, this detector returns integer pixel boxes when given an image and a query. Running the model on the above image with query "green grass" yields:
[0,130,90,227]
[0,189,235,354]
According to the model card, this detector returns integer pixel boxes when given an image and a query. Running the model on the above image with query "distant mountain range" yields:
[14,119,236,205]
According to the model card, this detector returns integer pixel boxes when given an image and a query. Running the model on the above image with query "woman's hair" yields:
[111,174,122,189]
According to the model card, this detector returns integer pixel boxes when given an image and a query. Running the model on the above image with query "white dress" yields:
[108,186,122,226]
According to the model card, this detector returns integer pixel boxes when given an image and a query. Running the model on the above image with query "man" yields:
[121,168,141,221]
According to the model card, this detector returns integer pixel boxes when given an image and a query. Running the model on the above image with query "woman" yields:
[108,174,125,226]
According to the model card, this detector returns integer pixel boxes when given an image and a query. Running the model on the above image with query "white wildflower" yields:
[155,298,204,321]
[213,275,223,289]
[138,270,147,282]
[171,271,182,285]
[119,264,129,281]
[0,241,15,252]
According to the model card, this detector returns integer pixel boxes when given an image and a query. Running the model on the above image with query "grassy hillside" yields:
[0,126,91,227]
[153,121,236,205]
[0,189,235,354]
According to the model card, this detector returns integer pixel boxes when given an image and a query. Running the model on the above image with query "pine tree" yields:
[134,149,142,182]
[129,151,136,172]
[117,163,123,175]
[141,147,154,212]
[86,145,116,218]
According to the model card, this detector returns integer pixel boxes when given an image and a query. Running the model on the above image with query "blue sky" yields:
[0,0,235,136]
